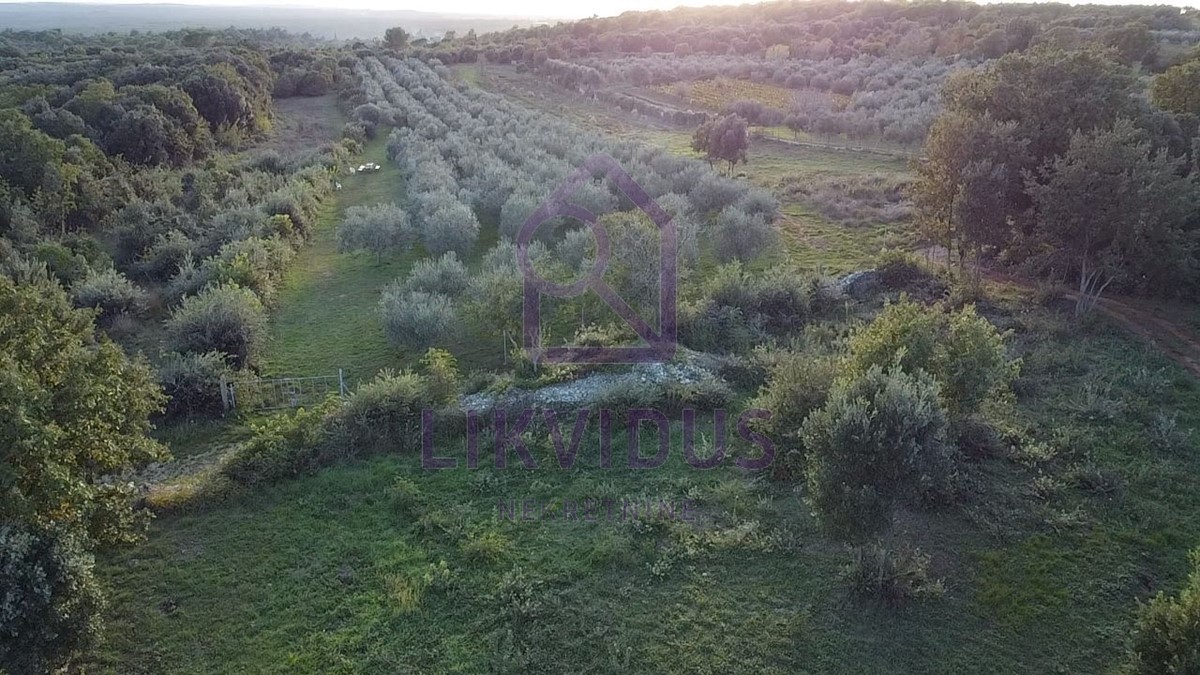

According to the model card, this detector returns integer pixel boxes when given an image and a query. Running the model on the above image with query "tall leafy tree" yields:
[691,114,749,175]
[1152,60,1200,118]
[0,274,165,544]
[384,27,410,49]
[1027,121,1199,313]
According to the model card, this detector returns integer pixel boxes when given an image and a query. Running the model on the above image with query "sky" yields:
[0,0,1195,19]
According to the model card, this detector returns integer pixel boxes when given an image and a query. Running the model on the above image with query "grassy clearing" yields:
[262,96,345,156]
[95,305,1200,673]
[261,135,417,384]
[654,77,798,111]
[777,203,913,274]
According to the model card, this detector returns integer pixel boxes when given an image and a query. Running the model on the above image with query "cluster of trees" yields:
[0,272,165,672]
[914,47,1200,309]
[755,298,1016,534]
[339,54,779,352]
[0,33,357,412]
[594,53,962,144]
[691,113,749,174]
[409,2,1196,145]
[425,0,1194,67]
[593,88,711,126]
[0,30,364,668]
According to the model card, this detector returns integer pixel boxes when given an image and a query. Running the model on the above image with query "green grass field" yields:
[261,135,416,385]
[95,300,1200,673]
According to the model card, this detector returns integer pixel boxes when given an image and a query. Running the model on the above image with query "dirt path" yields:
[1081,293,1200,379]
[915,246,1200,378]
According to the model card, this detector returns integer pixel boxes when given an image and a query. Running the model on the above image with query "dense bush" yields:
[70,268,148,324]
[329,370,437,451]
[32,241,89,285]
[0,524,102,675]
[874,249,934,288]
[702,263,814,334]
[164,283,268,369]
[845,300,1017,417]
[205,236,294,305]
[713,204,777,262]
[593,375,733,417]
[337,202,414,262]
[499,190,540,240]
[0,275,164,545]
[164,254,213,306]
[1129,548,1200,673]
[404,252,470,296]
[679,303,764,355]
[137,229,197,281]
[157,351,232,419]
[379,287,457,350]
[801,366,953,535]
[681,264,818,352]
[221,404,332,485]
[750,351,838,478]
[783,174,912,226]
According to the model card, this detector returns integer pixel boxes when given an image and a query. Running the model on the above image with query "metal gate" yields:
[221,370,348,412]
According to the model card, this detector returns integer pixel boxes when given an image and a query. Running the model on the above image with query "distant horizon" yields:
[0,0,1194,22]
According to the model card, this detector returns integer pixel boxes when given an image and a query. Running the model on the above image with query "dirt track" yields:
[1079,293,1200,379]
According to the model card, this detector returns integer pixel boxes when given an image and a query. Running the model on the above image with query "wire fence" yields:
[221,370,348,412]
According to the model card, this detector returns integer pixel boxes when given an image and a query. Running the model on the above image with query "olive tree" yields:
[337,202,415,263]
[421,196,480,257]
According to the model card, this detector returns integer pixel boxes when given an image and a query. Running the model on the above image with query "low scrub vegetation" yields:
[165,283,269,369]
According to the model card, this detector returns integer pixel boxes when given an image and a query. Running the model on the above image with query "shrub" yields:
[0,524,102,674]
[264,188,319,239]
[32,241,88,285]
[379,287,457,350]
[70,268,148,324]
[701,263,813,335]
[802,366,953,535]
[875,248,933,288]
[845,299,1017,417]
[421,348,460,405]
[751,351,838,477]
[499,190,540,240]
[679,302,765,354]
[330,370,435,452]
[1129,548,1200,673]
[139,229,196,280]
[164,283,268,369]
[338,202,414,262]
[164,254,213,305]
[940,305,1018,416]
[840,543,944,607]
[655,192,699,267]
[158,351,232,419]
[404,252,470,296]
[205,236,294,305]
[713,205,777,262]
[221,404,331,485]
[594,375,733,417]
[784,174,912,226]
[736,186,780,221]
[555,227,596,273]
[688,169,744,215]
[846,298,942,378]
